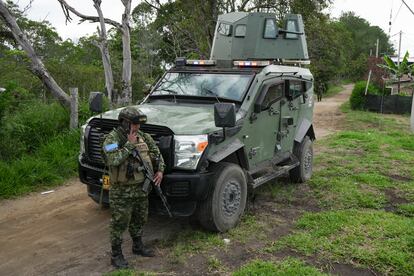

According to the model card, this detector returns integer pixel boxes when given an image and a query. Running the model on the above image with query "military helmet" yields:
[118,107,147,124]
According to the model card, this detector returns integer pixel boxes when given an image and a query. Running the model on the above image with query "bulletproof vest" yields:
[109,133,153,184]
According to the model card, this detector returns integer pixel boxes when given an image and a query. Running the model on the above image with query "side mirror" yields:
[89,92,103,113]
[214,103,236,127]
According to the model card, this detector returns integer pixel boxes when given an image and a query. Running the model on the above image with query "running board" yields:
[251,162,299,189]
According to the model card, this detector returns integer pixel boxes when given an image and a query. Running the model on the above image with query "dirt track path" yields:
[0,85,353,276]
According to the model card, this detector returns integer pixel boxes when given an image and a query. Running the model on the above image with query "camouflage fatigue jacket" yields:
[103,128,165,184]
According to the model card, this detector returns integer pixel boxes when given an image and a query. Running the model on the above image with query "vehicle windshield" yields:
[151,72,253,102]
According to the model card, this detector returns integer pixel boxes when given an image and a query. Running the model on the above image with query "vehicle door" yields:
[279,79,305,153]
[244,80,284,168]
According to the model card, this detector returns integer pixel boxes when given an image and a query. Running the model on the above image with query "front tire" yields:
[197,163,247,232]
[290,136,313,183]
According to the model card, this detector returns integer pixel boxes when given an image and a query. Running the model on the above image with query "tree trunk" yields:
[70,87,78,129]
[119,0,132,105]
[0,0,70,108]
[93,0,114,106]
[397,77,401,94]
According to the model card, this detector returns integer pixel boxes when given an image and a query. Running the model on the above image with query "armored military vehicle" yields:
[79,12,315,232]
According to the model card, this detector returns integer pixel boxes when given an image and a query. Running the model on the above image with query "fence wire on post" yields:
[70,87,79,129]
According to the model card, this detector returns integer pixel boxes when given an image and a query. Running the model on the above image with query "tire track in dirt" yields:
[0,85,353,276]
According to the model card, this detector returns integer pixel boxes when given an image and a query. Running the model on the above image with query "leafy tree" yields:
[339,12,394,58]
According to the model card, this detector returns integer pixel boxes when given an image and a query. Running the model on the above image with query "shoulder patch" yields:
[104,143,118,152]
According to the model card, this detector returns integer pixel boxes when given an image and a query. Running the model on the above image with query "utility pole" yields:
[397,31,402,66]
[376,39,379,58]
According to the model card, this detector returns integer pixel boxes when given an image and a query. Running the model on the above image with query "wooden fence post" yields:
[70,87,79,129]
[410,91,414,133]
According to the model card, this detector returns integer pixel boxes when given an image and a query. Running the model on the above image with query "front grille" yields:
[85,118,174,168]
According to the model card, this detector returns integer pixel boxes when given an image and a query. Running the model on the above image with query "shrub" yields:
[350,81,380,110]
[0,99,69,160]
[0,130,79,199]
[0,81,34,120]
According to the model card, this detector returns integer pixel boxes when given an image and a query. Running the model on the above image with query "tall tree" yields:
[0,0,70,107]
[58,0,133,105]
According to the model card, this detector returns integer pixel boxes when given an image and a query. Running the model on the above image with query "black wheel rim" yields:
[221,179,242,217]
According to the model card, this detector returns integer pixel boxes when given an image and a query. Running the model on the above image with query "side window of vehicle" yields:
[263,18,278,39]
[262,83,284,110]
[289,81,304,99]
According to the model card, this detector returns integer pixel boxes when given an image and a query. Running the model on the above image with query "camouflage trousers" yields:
[109,183,149,247]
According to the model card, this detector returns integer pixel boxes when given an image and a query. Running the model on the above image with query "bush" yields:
[0,130,79,199]
[350,81,380,110]
[0,81,34,120]
[0,99,69,160]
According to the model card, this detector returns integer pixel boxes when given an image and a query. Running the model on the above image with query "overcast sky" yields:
[15,0,414,56]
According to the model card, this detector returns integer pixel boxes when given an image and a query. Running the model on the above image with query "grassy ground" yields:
[325,80,352,98]
[105,104,413,275]
[145,103,413,275]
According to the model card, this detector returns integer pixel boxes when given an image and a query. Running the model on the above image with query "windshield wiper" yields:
[152,88,177,103]
[201,88,221,103]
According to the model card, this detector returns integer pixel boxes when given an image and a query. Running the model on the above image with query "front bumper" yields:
[78,160,214,216]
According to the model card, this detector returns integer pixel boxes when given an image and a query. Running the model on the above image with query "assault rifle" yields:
[114,127,173,217]
[131,148,173,218]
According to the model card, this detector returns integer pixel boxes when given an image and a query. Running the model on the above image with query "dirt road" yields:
[0,85,353,276]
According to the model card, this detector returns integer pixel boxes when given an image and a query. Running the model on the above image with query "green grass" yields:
[233,258,328,276]
[310,106,414,210]
[264,107,414,275]
[163,214,268,264]
[0,130,80,198]
[162,229,225,264]
[268,210,414,276]
[397,203,414,217]
[207,255,227,273]
[325,84,344,98]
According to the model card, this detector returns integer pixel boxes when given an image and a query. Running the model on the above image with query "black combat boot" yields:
[111,244,129,269]
[132,237,155,257]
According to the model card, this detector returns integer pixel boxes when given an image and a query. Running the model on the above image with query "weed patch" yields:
[233,258,328,276]
[269,210,414,275]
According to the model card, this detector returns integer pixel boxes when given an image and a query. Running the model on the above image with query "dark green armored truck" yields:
[79,12,315,232]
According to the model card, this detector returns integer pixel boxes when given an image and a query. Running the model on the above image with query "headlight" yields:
[174,135,208,170]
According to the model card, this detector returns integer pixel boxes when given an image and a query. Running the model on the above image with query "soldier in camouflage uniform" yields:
[102,107,165,269]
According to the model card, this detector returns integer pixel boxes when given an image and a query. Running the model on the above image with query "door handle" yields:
[268,107,280,115]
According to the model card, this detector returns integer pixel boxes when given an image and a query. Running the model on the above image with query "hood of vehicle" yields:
[93,103,220,135]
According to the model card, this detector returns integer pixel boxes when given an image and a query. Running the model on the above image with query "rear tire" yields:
[290,136,313,183]
[197,163,247,232]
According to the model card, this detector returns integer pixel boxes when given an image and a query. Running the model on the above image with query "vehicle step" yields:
[251,162,299,189]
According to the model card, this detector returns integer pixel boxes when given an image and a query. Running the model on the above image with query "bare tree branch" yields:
[92,0,114,105]
[0,0,70,107]
[143,0,161,11]
[57,0,122,30]
[238,0,251,11]
[118,0,133,105]
[22,0,34,14]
